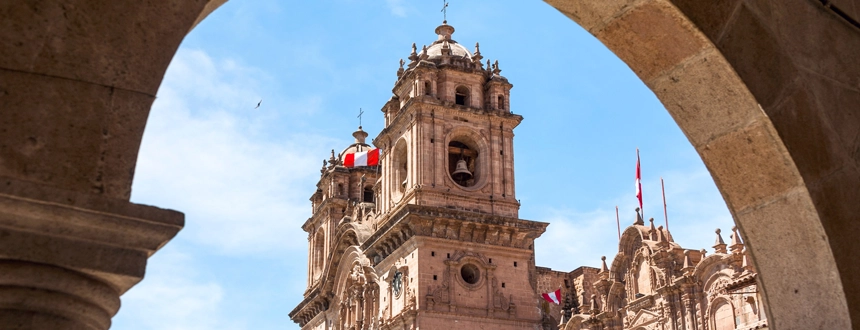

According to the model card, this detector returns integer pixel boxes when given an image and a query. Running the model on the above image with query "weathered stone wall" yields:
[543,0,860,328]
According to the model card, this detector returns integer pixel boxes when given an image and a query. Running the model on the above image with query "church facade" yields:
[289,22,767,330]
[538,219,768,330]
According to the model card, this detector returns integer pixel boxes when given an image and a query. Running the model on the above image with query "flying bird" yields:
[255,99,262,109]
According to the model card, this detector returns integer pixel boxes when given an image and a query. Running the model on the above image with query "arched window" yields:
[455,86,469,106]
[497,95,505,110]
[424,81,431,95]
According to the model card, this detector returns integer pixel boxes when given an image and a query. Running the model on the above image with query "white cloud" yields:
[114,250,243,330]
[386,0,408,17]
[534,167,736,272]
[132,49,333,255]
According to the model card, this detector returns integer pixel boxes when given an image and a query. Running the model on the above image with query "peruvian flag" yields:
[541,289,562,305]
[635,150,643,211]
[344,148,381,167]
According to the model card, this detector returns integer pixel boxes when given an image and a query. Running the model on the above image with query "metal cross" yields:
[441,1,449,22]
[357,108,364,127]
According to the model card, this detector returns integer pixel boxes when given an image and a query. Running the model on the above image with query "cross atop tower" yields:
[357,108,364,127]
[441,1,449,23]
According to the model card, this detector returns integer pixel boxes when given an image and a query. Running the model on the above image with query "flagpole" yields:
[636,148,642,220]
[615,205,621,241]
[661,177,668,231]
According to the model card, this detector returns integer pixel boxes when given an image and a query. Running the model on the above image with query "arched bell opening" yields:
[447,140,478,187]
[455,85,470,106]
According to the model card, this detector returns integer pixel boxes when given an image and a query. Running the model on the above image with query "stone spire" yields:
[409,43,419,63]
[634,207,644,225]
[742,248,754,272]
[656,225,669,249]
[729,225,744,254]
[648,217,657,240]
[600,256,609,273]
[682,250,695,275]
[713,228,727,254]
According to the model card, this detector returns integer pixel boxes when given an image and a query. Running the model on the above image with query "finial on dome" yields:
[352,126,369,144]
[634,207,644,225]
[600,256,608,272]
[420,45,429,60]
[492,60,501,75]
[435,22,455,41]
[699,249,707,264]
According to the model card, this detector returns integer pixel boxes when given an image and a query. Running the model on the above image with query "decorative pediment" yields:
[626,308,660,328]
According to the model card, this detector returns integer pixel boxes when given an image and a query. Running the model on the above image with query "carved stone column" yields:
[0,179,183,329]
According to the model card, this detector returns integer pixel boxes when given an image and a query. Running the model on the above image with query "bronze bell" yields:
[452,159,473,181]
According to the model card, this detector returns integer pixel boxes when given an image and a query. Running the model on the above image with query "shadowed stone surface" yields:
[544,0,858,328]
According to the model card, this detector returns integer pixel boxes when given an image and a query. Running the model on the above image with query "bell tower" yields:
[364,22,549,329]
[289,21,549,330]
[374,21,521,220]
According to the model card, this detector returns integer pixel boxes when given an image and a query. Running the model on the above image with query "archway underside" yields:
[544,0,858,328]
[0,0,857,329]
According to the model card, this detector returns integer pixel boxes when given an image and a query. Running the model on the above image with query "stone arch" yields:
[542,0,856,328]
[1,0,858,329]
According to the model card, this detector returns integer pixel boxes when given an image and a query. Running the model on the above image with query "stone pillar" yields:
[0,178,182,329]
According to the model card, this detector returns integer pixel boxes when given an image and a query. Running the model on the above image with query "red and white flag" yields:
[541,289,562,305]
[635,149,643,212]
[344,148,381,167]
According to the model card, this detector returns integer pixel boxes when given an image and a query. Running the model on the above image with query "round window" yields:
[460,264,480,284]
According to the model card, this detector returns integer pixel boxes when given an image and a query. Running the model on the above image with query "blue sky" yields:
[115,1,734,329]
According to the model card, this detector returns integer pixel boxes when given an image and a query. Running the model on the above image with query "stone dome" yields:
[424,40,472,60]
